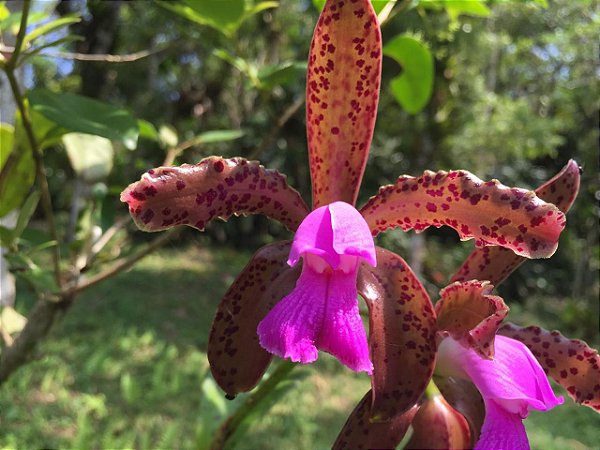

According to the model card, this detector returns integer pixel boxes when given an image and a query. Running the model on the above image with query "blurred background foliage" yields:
[0,0,598,448]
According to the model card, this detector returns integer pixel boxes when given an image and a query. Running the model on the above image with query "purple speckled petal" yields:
[360,170,566,259]
[121,157,309,233]
[499,323,600,412]
[257,265,326,363]
[288,202,376,269]
[475,400,529,450]
[318,266,373,374]
[452,159,581,285]
[437,336,563,417]
[333,390,418,450]
[307,0,382,208]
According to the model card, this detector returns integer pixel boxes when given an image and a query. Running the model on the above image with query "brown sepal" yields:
[208,242,299,395]
[358,247,437,421]
[499,323,600,412]
[333,390,418,450]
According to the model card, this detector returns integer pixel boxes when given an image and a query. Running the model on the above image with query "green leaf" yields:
[312,0,392,14]
[383,35,434,114]
[20,35,84,65]
[138,119,159,141]
[419,0,491,20]
[0,119,35,218]
[0,3,9,22]
[4,253,60,294]
[23,15,81,45]
[244,1,279,18]
[159,124,179,148]
[29,89,139,149]
[257,61,307,89]
[158,0,277,36]
[213,49,258,85]
[0,306,27,335]
[157,0,244,36]
[201,376,228,416]
[62,133,114,182]
[228,368,309,448]
[0,11,46,35]
[10,190,40,244]
[192,130,244,145]
[0,123,14,168]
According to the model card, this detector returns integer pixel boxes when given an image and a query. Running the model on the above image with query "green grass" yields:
[0,245,598,449]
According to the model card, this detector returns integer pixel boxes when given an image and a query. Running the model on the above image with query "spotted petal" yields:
[406,394,471,450]
[452,160,581,284]
[208,242,299,395]
[360,170,566,259]
[357,247,437,420]
[120,157,309,232]
[332,390,418,450]
[499,323,600,412]
[436,281,509,359]
[307,0,382,208]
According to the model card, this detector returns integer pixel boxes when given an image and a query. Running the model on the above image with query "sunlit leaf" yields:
[313,0,392,15]
[0,306,27,335]
[23,15,81,45]
[62,133,114,182]
[420,0,491,20]
[193,130,244,144]
[29,88,139,149]
[383,35,434,114]
[257,61,307,89]
[158,124,178,148]
[0,11,46,35]
[0,120,35,218]
[158,0,276,36]
[0,123,14,168]
[137,119,159,141]
[307,0,382,207]
[10,190,41,245]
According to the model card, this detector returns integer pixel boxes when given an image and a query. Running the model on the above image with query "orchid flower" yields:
[433,281,563,450]
[337,162,599,449]
[121,0,581,443]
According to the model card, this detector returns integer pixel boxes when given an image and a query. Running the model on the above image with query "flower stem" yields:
[209,360,295,450]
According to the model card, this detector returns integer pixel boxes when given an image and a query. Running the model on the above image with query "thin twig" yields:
[64,227,181,297]
[4,0,30,72]
[247,96,304,161]
[0,44,167,63]
[209,360,296,450]
[3,0,62,286]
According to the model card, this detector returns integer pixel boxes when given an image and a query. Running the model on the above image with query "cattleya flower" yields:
[121,0,599,448]
[437,334,563,450]
[432,281,564,450]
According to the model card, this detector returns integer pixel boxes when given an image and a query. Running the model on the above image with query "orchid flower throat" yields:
[257,201,377,373]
